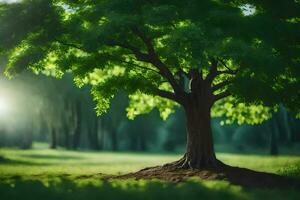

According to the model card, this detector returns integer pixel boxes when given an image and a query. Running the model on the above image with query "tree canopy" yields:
[0,0,299,124]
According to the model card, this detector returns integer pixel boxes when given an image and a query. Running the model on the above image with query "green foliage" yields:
[212,97,273,125]
[127,91,178,120]
[0,0,299,122]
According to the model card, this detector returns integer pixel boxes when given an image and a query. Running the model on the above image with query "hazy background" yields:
[0,71,300,155]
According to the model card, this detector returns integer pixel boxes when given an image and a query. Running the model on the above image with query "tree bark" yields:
[181,96,218,169]
[169,69,222,169]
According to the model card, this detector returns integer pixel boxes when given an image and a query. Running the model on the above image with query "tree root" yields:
[162,155,227,171]
[110,158,300,189]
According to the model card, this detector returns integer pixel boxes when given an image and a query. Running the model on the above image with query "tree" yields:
[0,0,299,170]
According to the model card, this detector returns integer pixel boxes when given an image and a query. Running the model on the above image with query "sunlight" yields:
[0,0,20,3]
[0,95,11,117]
[240,4,256,16]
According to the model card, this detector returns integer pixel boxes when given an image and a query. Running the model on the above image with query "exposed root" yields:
[110,158,300,188]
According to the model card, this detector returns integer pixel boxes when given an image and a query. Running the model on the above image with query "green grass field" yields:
[1,148,300,200]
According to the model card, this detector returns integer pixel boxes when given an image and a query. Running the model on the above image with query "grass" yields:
[0,147,300,200]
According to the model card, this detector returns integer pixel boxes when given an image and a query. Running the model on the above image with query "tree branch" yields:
[55,39,86,52]
[155,88,182,103]
[216,70,238,76]
[212,80,232,91]
[131,27,184,96]
[213,90,231,102]
[107,40,150,62]
[205,59,218,83]
[218,59,238,75]
[119,60,161,75]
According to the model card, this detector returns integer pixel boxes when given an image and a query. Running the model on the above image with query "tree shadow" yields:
[222,165,300,188]
[21,154,84,160]
[1,176,296,200]
[0,156,48,166]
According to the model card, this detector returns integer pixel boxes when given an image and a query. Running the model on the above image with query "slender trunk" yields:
[182,97,217,168]
[269,118,279,155]
[73,125,81,149]
[111,131,118,151]
[139,132,147,151]
[88,118,100,150]
[63,121,70,149]
[50,128,57,149]
[94,118,100,150]
[99,119,105,150]
[72,101,82,149]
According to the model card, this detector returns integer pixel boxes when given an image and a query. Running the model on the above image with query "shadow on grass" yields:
[0,154,84,166]
[0,156,49,166]
[21,154,84,160]
[1,176,300,200]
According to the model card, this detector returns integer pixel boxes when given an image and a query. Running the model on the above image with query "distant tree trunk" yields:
[22,128,33,149]
[63,122,70,149]
[269,118,279,155]
[139,132,147,151]
[99,119,105,150]
[93,118,100,150]
[72,101,82,149]
[111,131,118,151]
[270,131,278,155]
[50,128,57,149]
[88,117,100,150]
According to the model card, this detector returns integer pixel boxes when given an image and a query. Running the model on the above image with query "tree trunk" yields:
[88,117,100,150]
[72,101,82,149]
[181,97,218,169]
[50,128,57,149]
[64,124,70,149]
[111,131,118,151]
[99,119,105,150]
[269,118,279,155]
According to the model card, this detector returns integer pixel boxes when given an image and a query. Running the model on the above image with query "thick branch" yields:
[131,27,156,56]
[213,91,231,102]
[212,80,232,91]
[205,59,218,83]
[108,40,150,62]
[155,89,182,103]
[176,69,186,89]
[131,28,184,96]
[216,70,238,76]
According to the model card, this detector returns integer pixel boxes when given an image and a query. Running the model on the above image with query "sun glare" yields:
[0,96,11,117]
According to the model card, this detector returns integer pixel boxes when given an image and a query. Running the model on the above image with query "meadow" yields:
[0,147,300,200]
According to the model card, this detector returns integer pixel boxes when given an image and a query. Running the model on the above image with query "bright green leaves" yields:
[5,41,47,76]
[90,65,161,116]
[127,91,178,120]
[212,97,273,125]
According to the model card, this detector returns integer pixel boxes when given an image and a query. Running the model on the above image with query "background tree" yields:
[0,0,299,170]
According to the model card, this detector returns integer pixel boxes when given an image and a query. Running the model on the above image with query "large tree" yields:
[0,0,299,169]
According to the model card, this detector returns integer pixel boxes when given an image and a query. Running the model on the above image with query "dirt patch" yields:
[108,161,300,189]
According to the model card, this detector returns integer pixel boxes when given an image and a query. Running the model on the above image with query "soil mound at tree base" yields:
[110,162,300,189]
